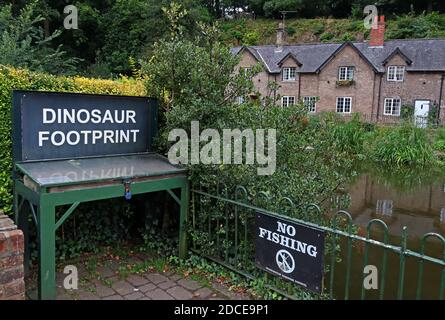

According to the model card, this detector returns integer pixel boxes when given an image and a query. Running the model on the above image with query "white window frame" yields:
[383,97,401,116]
[387,66,405,81]
[282,67,297,81]
[338,66,354,81]
[336,97,352,114]
[303,96,317,113]
[282,96,295,107]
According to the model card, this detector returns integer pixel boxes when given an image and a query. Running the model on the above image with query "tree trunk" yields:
[427,0,433,12]
[44,20,50,38]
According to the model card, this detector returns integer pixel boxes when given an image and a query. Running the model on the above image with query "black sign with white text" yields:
[255,212,325,294]
[12,91,157,162]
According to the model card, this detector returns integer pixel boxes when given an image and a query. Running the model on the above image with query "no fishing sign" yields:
[255,212,325,294]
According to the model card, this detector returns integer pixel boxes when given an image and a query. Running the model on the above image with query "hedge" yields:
[0,65,146,213]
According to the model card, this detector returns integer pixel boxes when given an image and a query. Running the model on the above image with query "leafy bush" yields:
[433,127,445,152]
[286,26,296,36]
[320,32,334,42]
[367,123,435,166]
[330,114,366,154]
[143,20,353,211]
[386,12,445,39]
[312,22,325,35]
[0,1,79,75]
[341,32,356,42]
[428,103,439,126]
[400,104,414,120]
[243,31,260,45]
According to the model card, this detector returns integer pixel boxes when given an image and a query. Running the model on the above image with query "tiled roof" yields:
[232,39,445,73]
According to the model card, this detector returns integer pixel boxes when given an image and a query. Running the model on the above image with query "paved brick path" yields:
[49,253,250,301]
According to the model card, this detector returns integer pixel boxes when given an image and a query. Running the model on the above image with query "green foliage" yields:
[3,2,445,76]
[263,0,304,18]
[326,113,366,155]
[428,103,439,126]
[400,104,414,120]
[366,123,435,166]
[242,31,260,45]
[433,127,445,153]
[0,1,79,75]
[219,12,445,46]
[56,200,135,261]
[386,12,445,39]
[310,113,444,168]
[312,22,325,35]
[286,25,296,36]
[341,32,355,41]
[143,12,353,208]
[320,32,335,42]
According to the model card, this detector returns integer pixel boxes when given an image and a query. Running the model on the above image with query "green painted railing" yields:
[190,185,445,300]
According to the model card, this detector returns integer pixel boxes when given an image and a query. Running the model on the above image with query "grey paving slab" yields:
[178,279,203,291]
[145,273,169,285]
[145,288,174,300]
[111,280,135,296]
[167,286,194,300]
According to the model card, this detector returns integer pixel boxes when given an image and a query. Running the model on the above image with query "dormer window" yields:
[282,67,296,81]
[338,66,354,81]
[387,66,405,81]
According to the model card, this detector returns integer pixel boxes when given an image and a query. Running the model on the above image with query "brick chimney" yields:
[275,23,285,52]
[369,15,385,47]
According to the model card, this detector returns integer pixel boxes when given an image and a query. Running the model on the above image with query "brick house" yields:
[232,17,445,123]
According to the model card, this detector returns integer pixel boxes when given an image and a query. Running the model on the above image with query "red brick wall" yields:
[0,213,25,300]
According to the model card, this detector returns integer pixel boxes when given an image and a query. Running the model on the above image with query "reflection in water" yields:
[328,163,445,299]
[335,163,445,237]
[376,200,393,217]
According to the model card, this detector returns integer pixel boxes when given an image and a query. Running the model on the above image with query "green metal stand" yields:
[14,175,189,300]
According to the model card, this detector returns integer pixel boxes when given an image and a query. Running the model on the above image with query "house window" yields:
[376,200,393,217]
[336,97,352,113]
[303,96,317,113]
[387,66,405,81]
[282,96,295,107]
[282,67,297,81]
[384,98,401,116]
[338,66,354,81]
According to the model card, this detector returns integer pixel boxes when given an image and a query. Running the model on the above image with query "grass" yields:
[367,124,435,166]
[311,113,441,168]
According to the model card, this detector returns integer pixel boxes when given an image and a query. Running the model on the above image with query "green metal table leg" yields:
[178,181,189,260]
[18,201,30,276]
[14,187,30,276]
[38,197,56,300]
[13,185,19,225]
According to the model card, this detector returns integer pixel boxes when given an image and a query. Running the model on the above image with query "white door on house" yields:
[414,100,430,128]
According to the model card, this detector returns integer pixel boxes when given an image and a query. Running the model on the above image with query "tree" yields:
[142,3,354,209]
[263,0,304,18]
